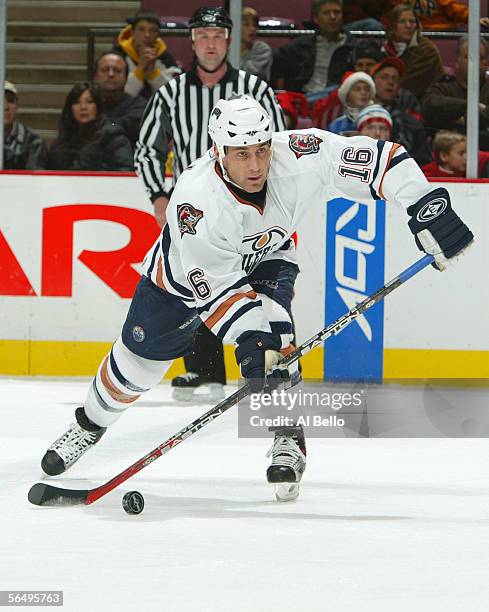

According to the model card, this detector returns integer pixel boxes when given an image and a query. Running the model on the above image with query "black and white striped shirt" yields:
[135,64,286,201]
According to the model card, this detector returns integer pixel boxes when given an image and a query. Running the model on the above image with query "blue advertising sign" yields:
[324,198,386,382]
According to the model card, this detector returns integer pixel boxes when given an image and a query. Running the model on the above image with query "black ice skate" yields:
[41,407,106,476]
[266,426,306,502]
[171,372,225,404]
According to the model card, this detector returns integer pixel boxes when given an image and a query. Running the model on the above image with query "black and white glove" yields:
[407,187,474,271]
[235,332,290,393]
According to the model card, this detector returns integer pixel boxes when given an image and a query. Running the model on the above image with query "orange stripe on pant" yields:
[204,290,257,331]
[100,357,140,404]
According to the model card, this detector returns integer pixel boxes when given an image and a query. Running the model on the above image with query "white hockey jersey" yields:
[142,128,433,344]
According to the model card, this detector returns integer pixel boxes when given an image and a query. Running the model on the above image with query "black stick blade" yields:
[28,483,89,507]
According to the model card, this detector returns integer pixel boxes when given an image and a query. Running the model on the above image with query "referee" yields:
[135,6,286,402]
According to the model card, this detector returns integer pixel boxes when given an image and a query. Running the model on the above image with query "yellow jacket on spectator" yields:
[115,25,180,98]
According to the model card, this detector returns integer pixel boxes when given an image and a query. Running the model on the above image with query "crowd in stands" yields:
[3,1,489,178]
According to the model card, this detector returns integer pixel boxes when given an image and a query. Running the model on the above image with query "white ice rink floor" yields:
[1,378,488,612]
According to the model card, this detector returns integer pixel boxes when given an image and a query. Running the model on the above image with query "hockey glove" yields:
[407,187,473,271]
[235,332,289,393]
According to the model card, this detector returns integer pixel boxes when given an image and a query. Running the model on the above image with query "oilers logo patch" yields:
[132,325,145,343]
[289,133,323,159]
[177,203,204,236]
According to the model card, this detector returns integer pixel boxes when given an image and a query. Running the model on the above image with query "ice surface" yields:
[1,378,488,612]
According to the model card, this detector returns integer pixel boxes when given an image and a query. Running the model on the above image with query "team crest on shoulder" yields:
[289,133,323,159]
[177,203,204,236]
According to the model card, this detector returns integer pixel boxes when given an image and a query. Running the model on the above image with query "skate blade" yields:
[172,384,225,404]
[274,483,300,502]
[172,388,197,402]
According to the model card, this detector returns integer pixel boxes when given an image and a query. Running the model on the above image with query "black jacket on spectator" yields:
[423,75,489,148]
[391,109,432,167]
[4,121,47,169]
[47,119,134,171]
[395,87,422,116]
[100,93,147,151]
[271,33,357,93]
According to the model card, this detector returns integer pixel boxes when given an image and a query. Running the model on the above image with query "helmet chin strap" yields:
[215,143,243,189]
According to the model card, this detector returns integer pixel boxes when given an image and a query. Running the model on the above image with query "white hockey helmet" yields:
[208,95,272,163]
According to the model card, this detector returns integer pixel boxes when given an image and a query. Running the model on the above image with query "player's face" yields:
[360,121,391,140]
[242,17,257,48]
[133,20,159,50]
[4,93,17,128]
[354,57,377,74]
[94,55,127,93]
[193,28,229,71]
[314,2,342,38]
[441,141,467,173]
[221,141,272,192]
[72,89,98,124]
[374,67,400,103]
[394,10,417,43]
[346,82,372,108]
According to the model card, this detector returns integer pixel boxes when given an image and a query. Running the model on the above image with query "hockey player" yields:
[40,95,473,502]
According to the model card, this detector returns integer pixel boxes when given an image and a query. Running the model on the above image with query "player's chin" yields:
[244,180,265,193]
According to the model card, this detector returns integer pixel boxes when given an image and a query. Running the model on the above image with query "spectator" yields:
[352,43,384,74]
[356,103,393,140]
[371,58,432,165]
[271,0,357,96]
[114,9,181,99]
[135,6,286,403]
[93,51,147,151]
[342,0,389,32]
[328,71,376,135]
[3,81,47,169]
[422,130,489,178]
[423,36,489,150]
[412,0,489,32]
[240,7,273,82]
[47,82,134,171]
[372,57,421,116]
[382,4,444,101]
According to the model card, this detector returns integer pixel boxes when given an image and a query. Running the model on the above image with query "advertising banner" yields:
[324,198,385,382]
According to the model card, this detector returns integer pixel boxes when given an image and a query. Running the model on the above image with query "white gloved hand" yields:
[417,229,473,271]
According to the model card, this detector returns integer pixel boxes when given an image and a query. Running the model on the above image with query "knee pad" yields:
[85,337,172,427]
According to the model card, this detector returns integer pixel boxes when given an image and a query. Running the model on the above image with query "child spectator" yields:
[3,81,47,169]
[422,130,489,178]
[47,82,134,172]
[356,103,393,140]
[328,71,375,135]
[114,9,181,98]
[240,7,273,82]
[382,4,444,101]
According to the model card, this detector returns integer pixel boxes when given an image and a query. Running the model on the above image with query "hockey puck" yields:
[122,491,145,515]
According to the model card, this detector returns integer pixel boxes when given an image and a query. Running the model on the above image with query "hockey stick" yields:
[28,254,434,507]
